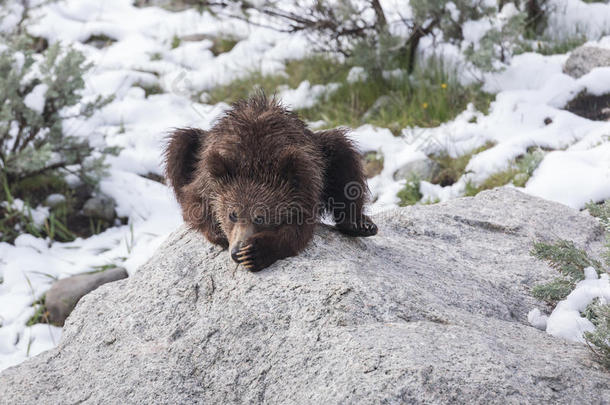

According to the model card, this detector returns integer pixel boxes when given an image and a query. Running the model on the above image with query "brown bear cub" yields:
[164,94,377,271]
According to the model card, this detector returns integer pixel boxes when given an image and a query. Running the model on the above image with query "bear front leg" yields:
[313,128,378,237]
[202,221,229,248]
[234,224,313,272]
[181,183,229,248]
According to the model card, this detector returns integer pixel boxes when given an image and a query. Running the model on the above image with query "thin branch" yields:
[15,161,67,181]
[370,0,387,31]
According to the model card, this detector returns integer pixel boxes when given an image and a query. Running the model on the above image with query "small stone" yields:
[45,268,128,326]
[82,196,116,222]
[543,117,553,125]
[393,158,441,182]
[563,46,610,78]
[362,95,392,121]
[44,194,66,208]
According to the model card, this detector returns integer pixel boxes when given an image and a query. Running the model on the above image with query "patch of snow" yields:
[279,81,339,110]
[23,83,47,114]
[528,308,548,331]
[546,0,610,40]
[544,268,610,343]
[347,66,368,84]
[525,144,610,209]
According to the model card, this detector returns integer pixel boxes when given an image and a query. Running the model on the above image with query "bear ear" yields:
[207,151,235,182]
[164,128,205,201]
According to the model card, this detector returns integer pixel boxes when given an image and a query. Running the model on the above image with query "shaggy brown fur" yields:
[164,94,377,271]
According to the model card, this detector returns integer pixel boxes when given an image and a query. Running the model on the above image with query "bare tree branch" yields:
[370,0,387,31]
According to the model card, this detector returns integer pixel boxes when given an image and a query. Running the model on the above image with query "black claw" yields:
[336,216,378,237]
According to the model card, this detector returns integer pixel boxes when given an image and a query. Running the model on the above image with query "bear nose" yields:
[230,242,243,262]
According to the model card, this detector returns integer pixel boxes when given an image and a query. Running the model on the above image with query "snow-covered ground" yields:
[1,0,610,371]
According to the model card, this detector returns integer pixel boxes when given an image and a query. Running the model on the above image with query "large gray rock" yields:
[45,267,128,326]
[0,189,608,404]
[563,46,610,78]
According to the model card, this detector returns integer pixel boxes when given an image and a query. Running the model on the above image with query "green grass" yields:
[397,176,423,206]
[206,55,348,105]
[430,142,496,188]
[171,35,181,49]
[210,37,239,56]
[301,61,493,130]
[516,30,587,56]
[464,147,544,196]
[26,295,48,326]
[206,55,493,130]
[0,172,113,244]
[535,36,587,55]
[136,82,164,97]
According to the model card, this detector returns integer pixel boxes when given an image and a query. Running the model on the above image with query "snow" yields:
[279,81,340,110]
[346,66,368,84]
[2,199,49,227]
[547,0,610,40]
[23,83,47,114]
[526,144,610,209]
[2,0,610,371]
[530,267,610,343]
[527,308,548,331]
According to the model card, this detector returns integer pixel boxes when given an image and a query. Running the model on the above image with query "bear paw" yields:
[336,215,378,237]
[234,242,266,272]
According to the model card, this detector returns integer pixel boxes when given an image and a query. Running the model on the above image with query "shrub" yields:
[531,238,610,368]
[0,25,114,242]
[530,240,603,304]
[0,36,113,188]
[200,1,551,76]
[583,301,610,369]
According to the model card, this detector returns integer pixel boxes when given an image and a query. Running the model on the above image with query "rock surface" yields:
[45,267,128,326]
[0,189,608,404]
[563,46,610,78]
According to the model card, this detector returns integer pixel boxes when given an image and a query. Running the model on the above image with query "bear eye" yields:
[253,216,264,225]
[229,211,238,223]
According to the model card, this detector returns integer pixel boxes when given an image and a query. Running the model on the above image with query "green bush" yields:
[0,37,113,187]
[0,27,114,242]
[530,238,610,368]
[530,240,603,304]
[583,301,610,370]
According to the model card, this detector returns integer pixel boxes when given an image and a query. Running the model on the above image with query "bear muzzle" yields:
[229,223,255,263]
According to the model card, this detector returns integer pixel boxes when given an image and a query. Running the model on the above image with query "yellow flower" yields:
[441,83,447,89]
[422,102,429,109]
